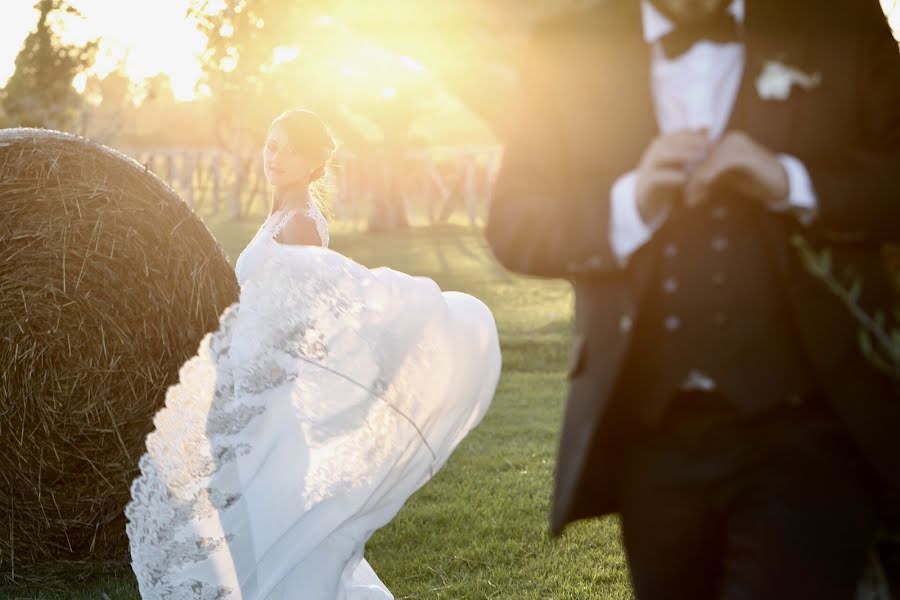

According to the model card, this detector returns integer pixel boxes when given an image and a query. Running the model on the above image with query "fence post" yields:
[181,152,195,209]
[211,154,221,215]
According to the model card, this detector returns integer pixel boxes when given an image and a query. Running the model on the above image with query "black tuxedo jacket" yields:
[486,0,900,535]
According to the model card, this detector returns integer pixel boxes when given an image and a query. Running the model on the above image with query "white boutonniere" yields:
[755,60,822,101]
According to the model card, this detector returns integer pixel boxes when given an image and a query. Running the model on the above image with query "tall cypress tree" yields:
[1,0,96,130]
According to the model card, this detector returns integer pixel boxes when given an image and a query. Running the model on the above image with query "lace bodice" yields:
[234,200,329,286]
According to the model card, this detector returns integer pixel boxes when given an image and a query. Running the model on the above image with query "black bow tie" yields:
[659,11,741,60]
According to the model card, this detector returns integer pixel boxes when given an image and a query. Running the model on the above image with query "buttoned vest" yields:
[617,197,817,426]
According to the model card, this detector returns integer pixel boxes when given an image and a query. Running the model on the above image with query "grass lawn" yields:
[0,219,632,599]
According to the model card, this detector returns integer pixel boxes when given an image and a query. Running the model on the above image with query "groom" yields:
[487,0,900,597]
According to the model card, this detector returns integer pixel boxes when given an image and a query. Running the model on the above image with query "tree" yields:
[1,0,97,130]
[351,83,421,231]
[77,68,134,143]
[190,0,320,219]
[186,0,586,223]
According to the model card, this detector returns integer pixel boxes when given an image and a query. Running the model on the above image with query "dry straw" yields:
[0,128,239,584]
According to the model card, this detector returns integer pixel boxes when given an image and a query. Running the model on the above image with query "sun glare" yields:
[0,2,436,105]
[0,0,205,102]
[73,0,207,101]
[400,56,426,73]
[2,0,899,109]
[313,15,335,28]
[273,46,301,66]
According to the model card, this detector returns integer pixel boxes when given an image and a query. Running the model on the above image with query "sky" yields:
[1,0,898,103]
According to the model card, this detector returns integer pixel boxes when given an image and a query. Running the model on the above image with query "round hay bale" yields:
[0,129,239,582]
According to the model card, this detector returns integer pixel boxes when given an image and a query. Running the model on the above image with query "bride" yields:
[125,110,502,599]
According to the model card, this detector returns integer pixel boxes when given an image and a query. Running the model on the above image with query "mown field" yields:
[0,219,631,600]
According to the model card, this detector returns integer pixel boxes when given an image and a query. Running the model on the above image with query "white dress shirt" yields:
[609,0,818,264]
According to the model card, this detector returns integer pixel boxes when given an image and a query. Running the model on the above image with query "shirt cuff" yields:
[610,170,666,265]
[773,154,818,226]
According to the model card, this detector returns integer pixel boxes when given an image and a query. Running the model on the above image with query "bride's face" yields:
[263,124,312,189]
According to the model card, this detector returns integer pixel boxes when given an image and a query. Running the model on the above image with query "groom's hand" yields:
[636,130,711,225]
[684,131,789,209]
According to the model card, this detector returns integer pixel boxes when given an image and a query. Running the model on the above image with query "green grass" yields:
[0,220,631,599]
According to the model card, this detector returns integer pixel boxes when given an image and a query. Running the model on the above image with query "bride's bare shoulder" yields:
[274,211,321,247]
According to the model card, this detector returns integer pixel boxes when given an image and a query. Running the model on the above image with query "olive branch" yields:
[792,235,900,383]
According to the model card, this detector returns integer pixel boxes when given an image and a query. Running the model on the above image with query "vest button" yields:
[711,205,729,220]
[664,315,681,331]
[684,369,716,391]
[663,277,679,294]
[619,315,633,334]
[567,254,603,273]
[711,271,726,286]
[711,236,729,252]
[713,311,728,326]
[663,243,678,258]
[584,254,603,269]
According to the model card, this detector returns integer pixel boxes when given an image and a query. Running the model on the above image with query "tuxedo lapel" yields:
[621,5,659,151]
[626,39,659,158]
[612,10,659,297]
[572,1,658,178]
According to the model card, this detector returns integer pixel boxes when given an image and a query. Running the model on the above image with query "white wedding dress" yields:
[125,201,501,599]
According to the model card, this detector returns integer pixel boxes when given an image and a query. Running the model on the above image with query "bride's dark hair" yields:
[268,109,336,213]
